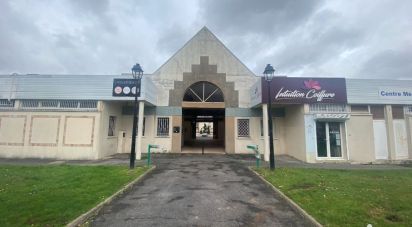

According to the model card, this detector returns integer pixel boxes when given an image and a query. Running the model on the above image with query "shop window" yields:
[392,106,404,119]
[370,105,385,119]
[108,116,116,136]
[351,105,369,113]
[237,119,250,137]
[157,117,169,137]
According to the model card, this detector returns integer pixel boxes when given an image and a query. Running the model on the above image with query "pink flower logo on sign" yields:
[304,79,321,90]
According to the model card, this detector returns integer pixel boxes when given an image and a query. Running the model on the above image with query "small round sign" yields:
[123,86,131,94]
[114,86,122,94]
[131,86,136,94]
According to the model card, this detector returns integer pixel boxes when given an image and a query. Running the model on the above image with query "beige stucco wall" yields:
[171,116,182,152]
[273,117,286,155]
[97,101,123,159]
[121,115,172,154]
[284,105,307,161]
[232,116,285,155]
[0,111,100,160]
[225,116,235,153]
[234,117,264,154]
[346,114,375,163]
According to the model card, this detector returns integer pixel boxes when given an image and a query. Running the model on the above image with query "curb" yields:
[248,167,323,227]
[66,165,156,227]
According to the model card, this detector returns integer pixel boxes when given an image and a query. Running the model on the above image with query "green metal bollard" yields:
[147,144,159,166]
[247,144,260,168]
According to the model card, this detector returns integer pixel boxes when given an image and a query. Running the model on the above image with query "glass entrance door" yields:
[328,122,342,157]
[316,122,343,158]
[316,122,327,157]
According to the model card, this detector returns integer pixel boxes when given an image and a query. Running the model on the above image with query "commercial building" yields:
[1,27,411,163]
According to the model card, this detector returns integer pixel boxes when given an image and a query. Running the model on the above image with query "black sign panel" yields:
[262,77,347,104]
[112,79,141,97]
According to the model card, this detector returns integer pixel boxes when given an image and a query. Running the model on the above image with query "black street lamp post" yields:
[263,64,275,170]
[130,63,143,169]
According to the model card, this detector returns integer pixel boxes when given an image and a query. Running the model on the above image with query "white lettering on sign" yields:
[379,87,412,99]
[275,87,336,102]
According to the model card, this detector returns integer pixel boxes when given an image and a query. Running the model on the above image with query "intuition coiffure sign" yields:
[261,77,347,104]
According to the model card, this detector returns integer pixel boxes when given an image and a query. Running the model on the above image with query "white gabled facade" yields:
[151,26,258,108]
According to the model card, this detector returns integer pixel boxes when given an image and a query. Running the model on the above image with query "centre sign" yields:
[262,77,347,104]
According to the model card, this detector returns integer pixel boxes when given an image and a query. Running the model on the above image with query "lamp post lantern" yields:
[130,63,143,169]
[263,64,275,170]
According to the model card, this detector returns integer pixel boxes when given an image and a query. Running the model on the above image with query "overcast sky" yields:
[1,0,411,79]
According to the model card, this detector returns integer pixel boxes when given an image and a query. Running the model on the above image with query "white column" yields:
[262,104,270,162]
[136,101,145,160]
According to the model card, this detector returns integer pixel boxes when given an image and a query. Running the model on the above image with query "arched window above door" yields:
[183,81,224,102]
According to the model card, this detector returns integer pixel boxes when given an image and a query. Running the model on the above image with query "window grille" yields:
[405,106,412,115]
[41,100,59,108]
[108,116,116,136]
[21,100,39,108]
[79,100,97,109]
[157,117,169,137]
[20,100,97,111]
[0,99,15,108]
[237,119,250,137]
[60,100,79,108]
[309,104,348,113]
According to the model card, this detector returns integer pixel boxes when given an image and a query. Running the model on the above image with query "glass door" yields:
[328,122,342,157]
[316,122,343,158]
[316,122,327,157]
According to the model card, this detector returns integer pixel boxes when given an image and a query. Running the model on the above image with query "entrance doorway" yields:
[180,81,226,153]
[316,122,343,159]
[182,108,225,153]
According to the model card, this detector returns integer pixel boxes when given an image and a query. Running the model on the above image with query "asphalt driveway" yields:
[90,155,309,226]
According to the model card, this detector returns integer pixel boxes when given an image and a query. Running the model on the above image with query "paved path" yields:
[90,155,309,226]
[1,153,410,169]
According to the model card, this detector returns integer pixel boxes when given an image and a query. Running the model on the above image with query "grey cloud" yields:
[0,0,411,79]
[68,0,117,33]
[270,12,365,74]
[156,25,189,55]
[360,48,412,79]
[200,0,322,36]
